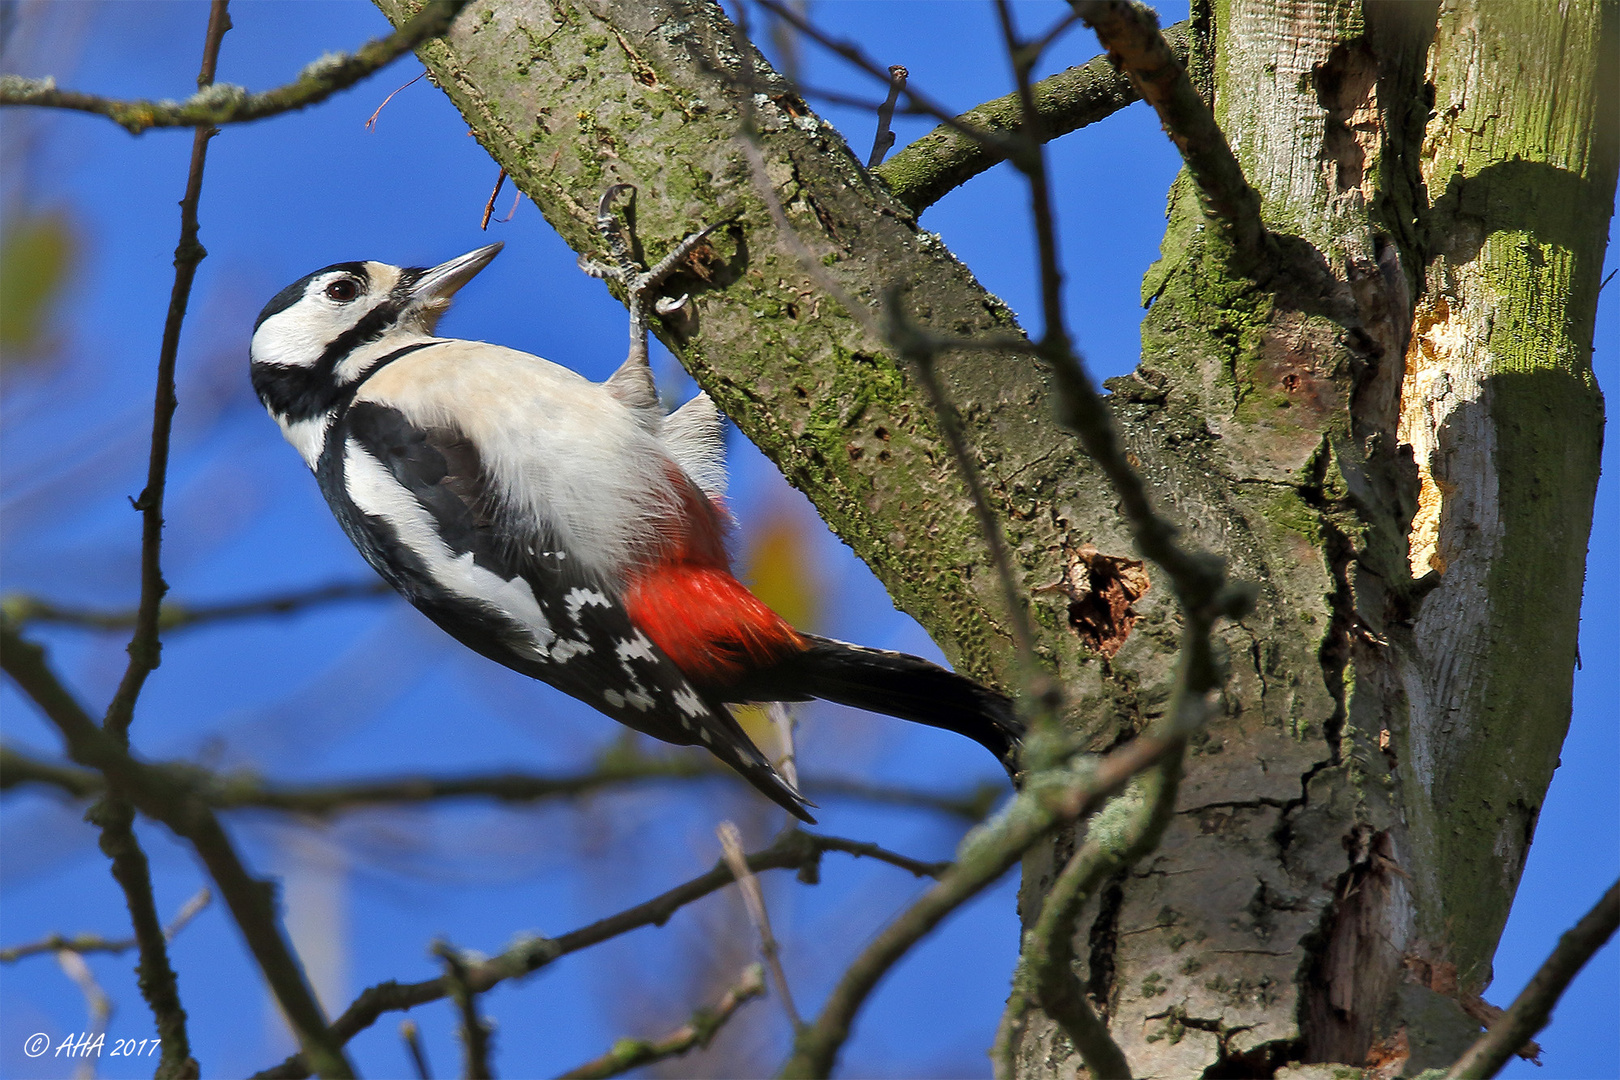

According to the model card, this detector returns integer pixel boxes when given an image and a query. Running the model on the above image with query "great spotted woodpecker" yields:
[249,196,1021,821]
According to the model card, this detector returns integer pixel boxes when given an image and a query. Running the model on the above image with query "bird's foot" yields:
[578,184,726,365]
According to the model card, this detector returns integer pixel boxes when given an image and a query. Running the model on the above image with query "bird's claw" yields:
[654,293,691,318]
[584,183,725,369]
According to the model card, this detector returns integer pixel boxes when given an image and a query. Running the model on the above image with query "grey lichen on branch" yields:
[875,21,1190,214]
[0,0,469,135]
[557,964,766,1080]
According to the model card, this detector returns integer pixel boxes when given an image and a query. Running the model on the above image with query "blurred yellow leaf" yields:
[0,209,76,361]
[740,511,818,631]
[735,509,821,755]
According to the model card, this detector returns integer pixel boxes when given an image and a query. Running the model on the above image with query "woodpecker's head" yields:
[250,242,502,423]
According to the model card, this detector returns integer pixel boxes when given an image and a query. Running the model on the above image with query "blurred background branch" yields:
[0,0,471,135]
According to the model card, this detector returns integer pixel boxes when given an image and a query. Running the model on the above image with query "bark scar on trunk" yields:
[1041,543,1151,659]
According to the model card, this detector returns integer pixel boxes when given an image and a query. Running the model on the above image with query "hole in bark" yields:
[1046,544,1151,658]
[1312,38,1379,196]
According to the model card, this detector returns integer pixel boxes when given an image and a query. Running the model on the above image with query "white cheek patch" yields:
[252,308,344,370]
[277,413,333,471]
[344,438,557,656]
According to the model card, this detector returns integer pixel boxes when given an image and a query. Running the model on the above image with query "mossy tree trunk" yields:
[372,0,1615,1074]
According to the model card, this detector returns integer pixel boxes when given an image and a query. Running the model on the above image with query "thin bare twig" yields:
[753,0,1019,160]
[984,4,1245,629]
[2,579,392,633]
[57,950,113,1080]
[400,1020,433,1080]
[365,71,426,130]
[556,964,766,1079]
[2,888,213,964]
[1446,879,1620,1079]
[87,796,194,1078]
[718,821,802,1030]
[760,0,1243,628]
[250,828,947,1078]
[434,942,495,1080]
[72,8,234,1073]
[5,933,141,964]
[0,621,353,1078]
[103,0,230,744]
[769,702,799,792]
[995,0,1068,351]
[733,19,1048,718]
[0,1,470,135]
[881,294,1049,715]
[479,168,507,230]
[866,64,907,167]
[0,742,1003,822]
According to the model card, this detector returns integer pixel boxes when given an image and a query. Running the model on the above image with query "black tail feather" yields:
[721,740,818,824]
[726,634,1023,776]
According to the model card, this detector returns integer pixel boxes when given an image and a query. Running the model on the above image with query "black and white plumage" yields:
[249,241,1021,821]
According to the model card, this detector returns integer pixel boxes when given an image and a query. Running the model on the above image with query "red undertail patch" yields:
[624,564,806,686]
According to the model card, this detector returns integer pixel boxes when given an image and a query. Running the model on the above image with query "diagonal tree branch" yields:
[1446,879,1620,1079]
[1070,0,1265,260]
[251,827,947,1079]
[874,22,1190,214]
[1002,753,1183,1079]
[0,0,470,135]
[777,731,1181,1079]
[557,964,766,1080]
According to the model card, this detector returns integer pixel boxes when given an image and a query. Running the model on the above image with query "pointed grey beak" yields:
[410,242,503,302]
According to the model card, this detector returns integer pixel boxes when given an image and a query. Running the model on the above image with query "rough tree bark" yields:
[370,0,1616,1075]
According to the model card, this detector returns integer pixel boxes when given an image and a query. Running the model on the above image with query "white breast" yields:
[354,340,699,584]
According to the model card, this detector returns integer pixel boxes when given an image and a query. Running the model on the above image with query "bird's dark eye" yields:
[325,279,359,303]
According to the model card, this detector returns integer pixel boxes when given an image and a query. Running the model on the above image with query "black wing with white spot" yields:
[316,400,812,821]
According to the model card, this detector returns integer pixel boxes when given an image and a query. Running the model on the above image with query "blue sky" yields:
[0,3,1613,1077]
